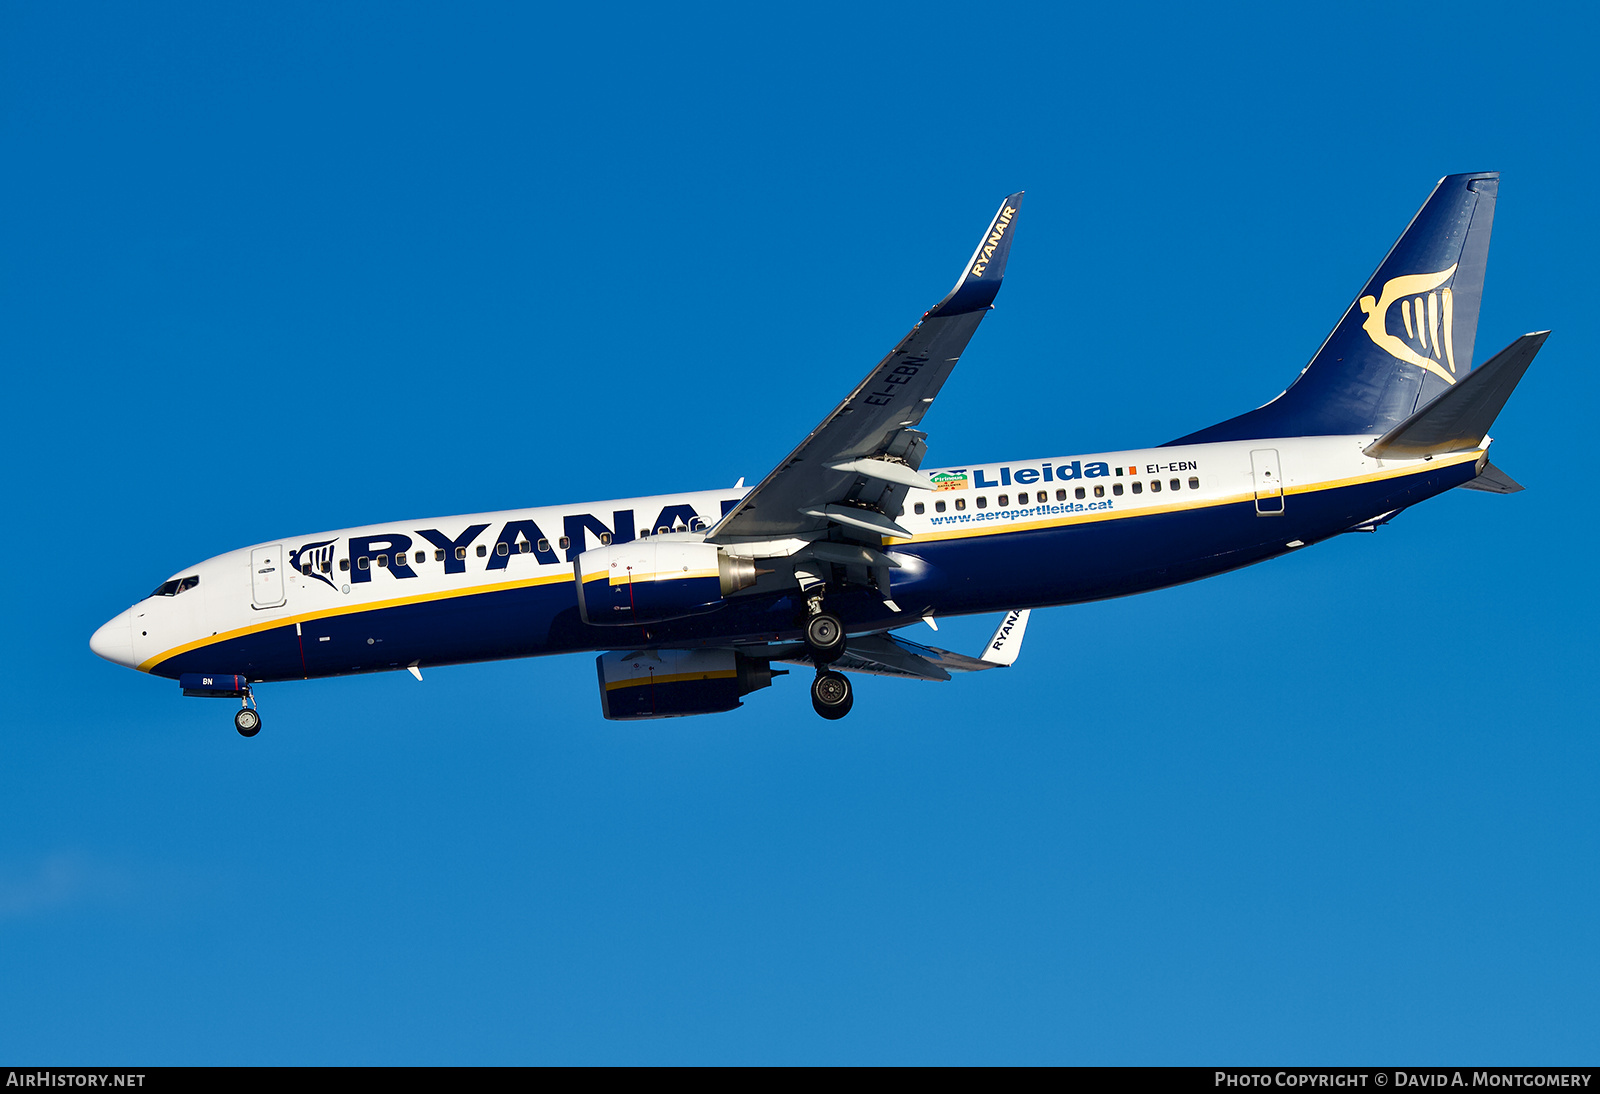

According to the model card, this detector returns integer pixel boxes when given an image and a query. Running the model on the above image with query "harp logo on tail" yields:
[1358,264,1460,384]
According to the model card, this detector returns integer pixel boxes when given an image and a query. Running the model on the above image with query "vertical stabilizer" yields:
[1170,172,1498,444]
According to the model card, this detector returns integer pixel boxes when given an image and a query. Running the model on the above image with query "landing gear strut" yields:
[801,594,849,717]
[234,688,261,737]
[811,669,853,720]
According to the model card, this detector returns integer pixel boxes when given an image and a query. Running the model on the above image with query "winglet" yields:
[930,192,1025,316]
[979,609,1030,666]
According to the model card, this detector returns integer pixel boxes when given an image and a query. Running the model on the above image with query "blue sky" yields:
[3,0,1597,1064]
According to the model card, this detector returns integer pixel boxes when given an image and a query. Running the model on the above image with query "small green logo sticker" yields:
[930,470,969,492]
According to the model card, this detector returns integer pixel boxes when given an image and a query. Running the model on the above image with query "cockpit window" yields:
[148,575,200,598]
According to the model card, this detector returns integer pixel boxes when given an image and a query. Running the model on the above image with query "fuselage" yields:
[89,436,1486,684]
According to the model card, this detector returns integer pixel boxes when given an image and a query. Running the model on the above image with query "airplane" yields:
[90,173,1542,736]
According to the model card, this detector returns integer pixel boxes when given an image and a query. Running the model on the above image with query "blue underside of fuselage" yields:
[150,461,1477,682]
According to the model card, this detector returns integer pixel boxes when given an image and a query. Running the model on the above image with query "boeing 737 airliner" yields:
[91,174,1541,735]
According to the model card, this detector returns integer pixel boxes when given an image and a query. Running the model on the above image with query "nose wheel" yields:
[811,669,853,720]
[234,688,261,737]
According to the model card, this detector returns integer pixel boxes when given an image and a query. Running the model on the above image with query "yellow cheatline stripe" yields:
[146,450,1483,671]
[604,670,738,692]
[1282,449,1480,495]
[138,569,578,673]
[608,567,719,587]
[883,450,1483,546]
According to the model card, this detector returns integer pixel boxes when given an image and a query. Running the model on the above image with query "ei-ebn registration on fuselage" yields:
[91,174,1543,736]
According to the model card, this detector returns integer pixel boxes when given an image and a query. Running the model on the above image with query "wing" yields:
[706,192,1024,546]
[765,611,1033,681]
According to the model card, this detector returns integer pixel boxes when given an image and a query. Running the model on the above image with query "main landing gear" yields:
[802,604,845,664]
[802,596,852,719]
[810,669,853,720]
[234,689,262,737]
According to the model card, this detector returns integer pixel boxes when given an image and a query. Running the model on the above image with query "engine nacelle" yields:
[595,649,780,720]
[574,540,758,626]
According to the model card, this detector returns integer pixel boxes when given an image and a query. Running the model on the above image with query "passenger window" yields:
[456,547,467,560]
[657,526,670,535]
[377,554,388,567]
[1055,489,1067,501]
[1150,480,1162,492]
[954,498,966,511]
[435,550,445,562]
[558,537,571,550]
[496,543,509,556]
[914,502,925,515]
[1170,478,1181,491]
[1075,487,1086,500]
[1189,476,1200,490]
[1094,485,1105,498]
[690,517,706,531]
[537,539,550,553]
[321,560,331,573]
[414,551,425,564]
[998,494,1009,507]
[1132,482,1142,495]
[518,541,530,554]
[1112,483,1124,496]
[340,559,350,571]
[1036,491,1047,503]
[935,500,946,513]
[976,496,987,509]
[358,557,369,570]
[476,545,487,557]
[599,532,612,545]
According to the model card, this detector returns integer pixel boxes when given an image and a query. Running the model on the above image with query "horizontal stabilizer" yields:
[1365,331,1547,458]
[1458,461,1524,493]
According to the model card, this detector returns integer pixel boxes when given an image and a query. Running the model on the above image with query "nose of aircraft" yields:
[90,610,136,668]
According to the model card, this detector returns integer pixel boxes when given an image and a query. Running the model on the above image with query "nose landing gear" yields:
[234,688,262,737]
[178,674,264,736]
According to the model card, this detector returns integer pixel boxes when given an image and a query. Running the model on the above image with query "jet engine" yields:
[574,540,759,626]
[595,648,781,720]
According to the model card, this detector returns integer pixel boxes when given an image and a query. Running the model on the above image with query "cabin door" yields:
[1251,449,1285,515]
[251,545,287,608]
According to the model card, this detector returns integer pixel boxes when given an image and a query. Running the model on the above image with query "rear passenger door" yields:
[1250,450,1285,515]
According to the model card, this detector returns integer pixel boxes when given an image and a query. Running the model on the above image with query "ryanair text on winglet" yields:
[969,204,1016,278]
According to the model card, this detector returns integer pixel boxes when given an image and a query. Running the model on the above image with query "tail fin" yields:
[1170,172,1499,444]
